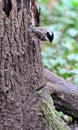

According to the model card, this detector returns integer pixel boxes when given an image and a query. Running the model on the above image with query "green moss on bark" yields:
[40,87,71,130]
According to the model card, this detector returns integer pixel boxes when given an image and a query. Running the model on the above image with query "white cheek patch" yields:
[48,31,52,36]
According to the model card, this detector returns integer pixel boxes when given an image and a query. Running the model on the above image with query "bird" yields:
[28,26,54,43]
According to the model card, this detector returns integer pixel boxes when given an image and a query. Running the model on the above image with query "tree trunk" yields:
[0,0,72,130]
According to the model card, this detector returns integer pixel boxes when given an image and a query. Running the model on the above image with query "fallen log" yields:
[44,69,78,119]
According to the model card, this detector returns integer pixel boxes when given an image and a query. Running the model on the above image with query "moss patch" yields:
[42,99,70,130]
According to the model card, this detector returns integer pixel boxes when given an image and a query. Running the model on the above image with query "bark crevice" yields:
[3,0,12,17]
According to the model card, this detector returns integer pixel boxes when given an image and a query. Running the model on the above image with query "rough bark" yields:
[0,0,72,130]
[0,0,44,129]
[44,69,78,119]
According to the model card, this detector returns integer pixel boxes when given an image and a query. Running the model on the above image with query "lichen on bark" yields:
[41,87,71,130]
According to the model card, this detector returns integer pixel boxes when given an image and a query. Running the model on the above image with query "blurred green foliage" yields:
[39,0,78,84]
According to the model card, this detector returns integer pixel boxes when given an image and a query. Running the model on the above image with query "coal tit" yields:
[28,27,54,43]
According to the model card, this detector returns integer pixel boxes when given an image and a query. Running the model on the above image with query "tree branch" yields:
[44,68,78,119]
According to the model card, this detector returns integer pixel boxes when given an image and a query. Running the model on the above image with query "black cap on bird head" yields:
[46,31,54,42]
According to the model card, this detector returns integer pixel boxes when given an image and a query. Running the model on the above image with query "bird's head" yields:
[46,31,54,42]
